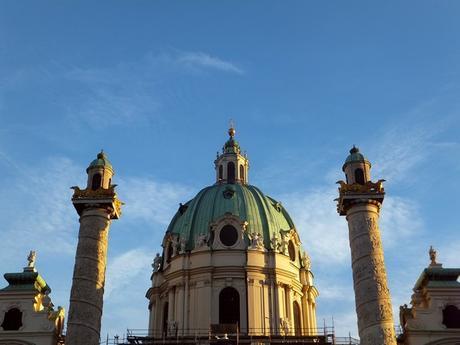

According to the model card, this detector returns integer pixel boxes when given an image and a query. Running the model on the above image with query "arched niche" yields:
[293,301,302,336]
[354,168,365,185]
[1,308,22,331]
[91,173,102,190]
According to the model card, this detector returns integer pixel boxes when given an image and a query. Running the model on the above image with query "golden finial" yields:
[228,119,236,138]
[429,245,437,265]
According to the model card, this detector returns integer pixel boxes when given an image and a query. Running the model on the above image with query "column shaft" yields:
[347,204,396,345]
[66,208,111,345]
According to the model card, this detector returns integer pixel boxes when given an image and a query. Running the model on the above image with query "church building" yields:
[0,126,459,345]
[146,126,319,338]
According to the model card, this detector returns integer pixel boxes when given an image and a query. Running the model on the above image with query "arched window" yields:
[1,308,22,331]
[162,302,169,337]
[288,241,296,262]
[227,162,235,184]
[219,287,240,325]
[219,165,223,180]
[239,164,244,182]
[91,173,102,190]
[354,168,365,185]
[293,301,302,335]
[443,305,460,328]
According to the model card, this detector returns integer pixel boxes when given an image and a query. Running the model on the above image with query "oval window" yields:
[220,225,238,247]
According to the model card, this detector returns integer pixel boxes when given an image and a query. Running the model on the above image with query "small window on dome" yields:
[355,168,365,185]
[1,308,22,331]
[288,241,296,262]
[220,225,238,247]
[227,162,235,184]
[219,165,223,180]
[239,164,244,182]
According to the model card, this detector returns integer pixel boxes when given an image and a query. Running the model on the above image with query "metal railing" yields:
[334,336,360,345]
[101,327,343,345]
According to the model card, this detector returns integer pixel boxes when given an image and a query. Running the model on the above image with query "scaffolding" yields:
[98,326,361,345]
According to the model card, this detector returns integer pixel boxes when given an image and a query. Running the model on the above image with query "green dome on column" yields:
[86,150,113,173]
[342,145,371,171]
[166,183,296,251]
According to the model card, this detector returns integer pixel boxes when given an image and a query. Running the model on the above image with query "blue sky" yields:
[1,1,460,339]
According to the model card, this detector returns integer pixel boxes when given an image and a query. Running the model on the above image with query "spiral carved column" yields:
[346,203,396,345]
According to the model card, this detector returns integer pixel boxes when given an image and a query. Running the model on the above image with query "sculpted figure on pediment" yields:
[270,235,280,252]
[301,252,311,270]
[248,232,264,250]
[171,236,179,257]
[195,233,208,249]
[179,237,186,254]
[399,304,414,327]
[279,230,290,255]
[152,253,162,272]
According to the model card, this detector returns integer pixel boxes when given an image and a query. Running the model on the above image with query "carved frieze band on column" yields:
[348,212,395,344]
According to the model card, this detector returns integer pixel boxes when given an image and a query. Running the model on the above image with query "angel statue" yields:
[152,253,162,272]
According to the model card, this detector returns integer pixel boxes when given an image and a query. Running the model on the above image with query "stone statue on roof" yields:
[429,245,437,265]
[27,250,36,268]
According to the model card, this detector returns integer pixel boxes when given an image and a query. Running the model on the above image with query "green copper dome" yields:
[87,151,113,173]
[166,183,296,251]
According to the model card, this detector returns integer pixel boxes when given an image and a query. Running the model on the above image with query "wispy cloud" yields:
[118,177,194,226]
[380,196,422,246]
[1,50,244,131]
[177,51,244,75]
[105,248,154,298]
[281,187,349,267]
[370,100,459,185]
[0,155,83,262]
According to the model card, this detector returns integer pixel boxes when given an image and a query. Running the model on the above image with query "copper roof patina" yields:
[166,183,296,251]
[87,150,113,173]
[342,146,371,171]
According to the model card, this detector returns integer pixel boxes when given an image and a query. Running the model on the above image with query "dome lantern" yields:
[214,124,249,185]
[86,150,114,190]
[342,146,371,185]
